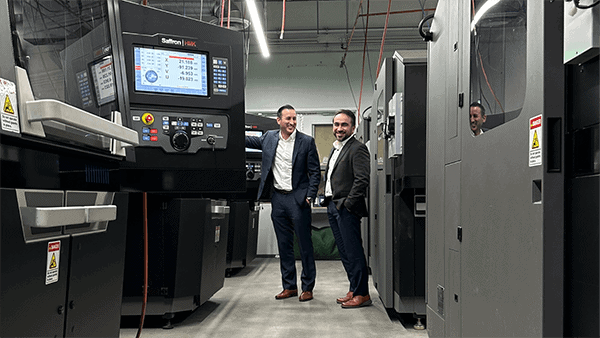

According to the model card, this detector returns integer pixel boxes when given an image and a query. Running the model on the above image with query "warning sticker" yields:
[46,241,60,285]
[529,115,542,167]
[0,78,20,134]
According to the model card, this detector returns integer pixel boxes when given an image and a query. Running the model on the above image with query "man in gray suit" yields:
[321,109,371,308]
[245,104,320,302]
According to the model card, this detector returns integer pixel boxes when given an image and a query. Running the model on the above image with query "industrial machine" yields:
[1,0,138,336]
[563,1,599,337]
[86,0,246,324]
[225,114,278,276]
[422,0,598,336]
[368,51,427,324]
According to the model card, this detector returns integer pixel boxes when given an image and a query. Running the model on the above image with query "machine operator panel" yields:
[131,110,228,153]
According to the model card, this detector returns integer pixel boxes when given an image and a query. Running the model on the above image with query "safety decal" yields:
[3,95,14,114]
[529,115,542,167]
[0,78,20,134]
[46,241,61,285]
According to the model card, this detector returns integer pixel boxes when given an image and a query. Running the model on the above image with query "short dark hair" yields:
[333,109,356,127]
[470,102,486,116]
[277,104,295,118]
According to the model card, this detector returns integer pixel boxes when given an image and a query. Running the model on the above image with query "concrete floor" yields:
[120,257,429,338]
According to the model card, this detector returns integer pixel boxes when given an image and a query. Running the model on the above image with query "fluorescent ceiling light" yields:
[246,0,270,58]
[471,0,501,31]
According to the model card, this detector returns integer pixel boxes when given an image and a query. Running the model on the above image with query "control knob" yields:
[206,136,216,146]
[171,130,190,151]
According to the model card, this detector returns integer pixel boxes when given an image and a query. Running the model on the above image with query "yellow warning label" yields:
[49,253,57,269]
[3,95,14,114]
[532,130,539,149]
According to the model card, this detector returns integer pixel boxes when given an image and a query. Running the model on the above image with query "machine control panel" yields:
[131,110,228,153]
[212,57,228,95]
[246,160,261,181]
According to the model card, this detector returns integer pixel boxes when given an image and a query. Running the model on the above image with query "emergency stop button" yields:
[142,113,155,125]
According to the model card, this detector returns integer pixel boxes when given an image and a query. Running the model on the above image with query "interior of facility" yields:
[0,0,598,337]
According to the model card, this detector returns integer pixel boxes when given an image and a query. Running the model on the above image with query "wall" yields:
[246,50,390,115]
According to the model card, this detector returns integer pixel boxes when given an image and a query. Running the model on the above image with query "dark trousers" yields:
[327,200,369,296]
[271,191,316,292]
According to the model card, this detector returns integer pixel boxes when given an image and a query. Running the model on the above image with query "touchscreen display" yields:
[90,55,116,106]
[134,46,208,96]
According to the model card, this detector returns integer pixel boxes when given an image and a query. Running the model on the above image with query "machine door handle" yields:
[26,100,139,146]
[211,205,230,214]
[21,205,117,228]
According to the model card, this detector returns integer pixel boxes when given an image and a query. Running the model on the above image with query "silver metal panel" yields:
[429,1,565,337]
[564,2,599,64]
[444,1,461,165]
[0,0,15,82]
[426,0,451,331]
[427,307,446,338]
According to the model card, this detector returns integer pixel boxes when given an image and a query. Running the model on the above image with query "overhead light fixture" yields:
[471,0,501,31]
[245,0,270,58]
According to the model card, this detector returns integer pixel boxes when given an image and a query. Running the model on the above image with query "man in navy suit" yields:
[245,104,321,302]
[321,109,371,308]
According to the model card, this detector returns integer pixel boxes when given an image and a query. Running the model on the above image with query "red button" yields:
[150,129,158,134]
[146,115,154,123]
[150,136,158,141]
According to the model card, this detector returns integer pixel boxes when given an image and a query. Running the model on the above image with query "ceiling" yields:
[143,0,438,55]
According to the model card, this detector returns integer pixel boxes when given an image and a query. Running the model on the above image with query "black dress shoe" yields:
[275,289,298,299]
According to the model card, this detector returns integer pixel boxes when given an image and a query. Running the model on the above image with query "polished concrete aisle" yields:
[120,257,429,338]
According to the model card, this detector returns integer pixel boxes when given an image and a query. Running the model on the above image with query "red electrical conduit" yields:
[375,0,393,79]
[221,0,225,27]
[228,0,231,29]
[280,0,287,39]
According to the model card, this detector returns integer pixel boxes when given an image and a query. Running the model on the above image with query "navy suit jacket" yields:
[322,136,370,217]
[246,130,321,205]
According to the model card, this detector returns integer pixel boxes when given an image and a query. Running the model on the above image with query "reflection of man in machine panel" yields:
[245,104,321,302]
[470,102,487,136]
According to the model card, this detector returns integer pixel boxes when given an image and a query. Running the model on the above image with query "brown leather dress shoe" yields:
[299,291,313,302]
[275,289,298,299]
[336,291,353,304]
[341,294,372,308]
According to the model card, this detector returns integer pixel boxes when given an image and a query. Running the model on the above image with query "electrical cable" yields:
[135,192,149,338]
[357,0,371,125]
[228,0,231,28]
[280,0,286,39]
[220,0,225,26]
[340,0,365,66]
[376,0,393,79]
[343,62,359,111]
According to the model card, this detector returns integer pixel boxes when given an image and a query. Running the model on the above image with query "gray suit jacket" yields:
[322,136,370,217]
[245,130,321,205]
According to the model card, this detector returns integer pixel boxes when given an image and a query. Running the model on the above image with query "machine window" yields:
[469,0,527,135]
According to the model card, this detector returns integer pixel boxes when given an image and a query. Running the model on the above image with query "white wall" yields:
[245,50,386,115]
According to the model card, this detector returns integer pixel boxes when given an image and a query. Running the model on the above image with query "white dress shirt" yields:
[272,129,296,191]
[325,136,352,197]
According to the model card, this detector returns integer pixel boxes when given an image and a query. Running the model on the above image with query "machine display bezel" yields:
[89,55,117,107]
[132,45,209,97]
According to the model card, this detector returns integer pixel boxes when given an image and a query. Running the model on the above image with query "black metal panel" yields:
[565,175,599,338]
[567,57,599,131]
[400,64,427,178]
[0,189,70,337]
[227,201,250,270]
[64,192,128,337]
